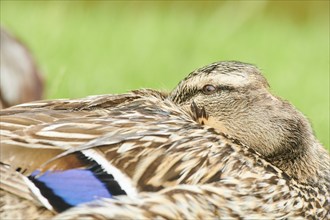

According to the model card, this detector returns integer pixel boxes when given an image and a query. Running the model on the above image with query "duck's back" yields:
[0,89,329,219]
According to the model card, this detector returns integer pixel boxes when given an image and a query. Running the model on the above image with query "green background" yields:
[1,1,329,150]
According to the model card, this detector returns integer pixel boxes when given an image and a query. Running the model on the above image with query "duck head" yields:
[169,61,330,187]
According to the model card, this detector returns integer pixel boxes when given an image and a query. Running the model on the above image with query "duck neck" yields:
[267,138,330,190]
[213,95,330,190]
[250,95,330,190]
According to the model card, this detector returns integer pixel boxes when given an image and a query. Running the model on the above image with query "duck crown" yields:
[170,60,269,105]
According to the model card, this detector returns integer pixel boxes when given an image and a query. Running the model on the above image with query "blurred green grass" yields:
[1,1,329,150]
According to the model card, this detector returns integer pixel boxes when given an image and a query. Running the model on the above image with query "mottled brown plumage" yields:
[0,61,329,219]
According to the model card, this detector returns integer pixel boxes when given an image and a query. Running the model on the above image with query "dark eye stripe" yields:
[171,84,235,104]
[200,85,235,95]
[218,85,235,91]
[171,86,199,104]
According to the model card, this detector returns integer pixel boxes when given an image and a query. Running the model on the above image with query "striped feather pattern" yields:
[1,89,329,219]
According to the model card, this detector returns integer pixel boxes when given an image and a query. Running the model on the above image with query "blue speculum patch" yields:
[30,169,112,211]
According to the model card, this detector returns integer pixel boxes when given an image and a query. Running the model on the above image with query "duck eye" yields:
[202,84,216,95]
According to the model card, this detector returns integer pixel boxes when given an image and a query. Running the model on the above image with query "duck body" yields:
[1,62,329,219]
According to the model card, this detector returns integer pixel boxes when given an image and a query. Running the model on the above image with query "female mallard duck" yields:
[0,61,329,219]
